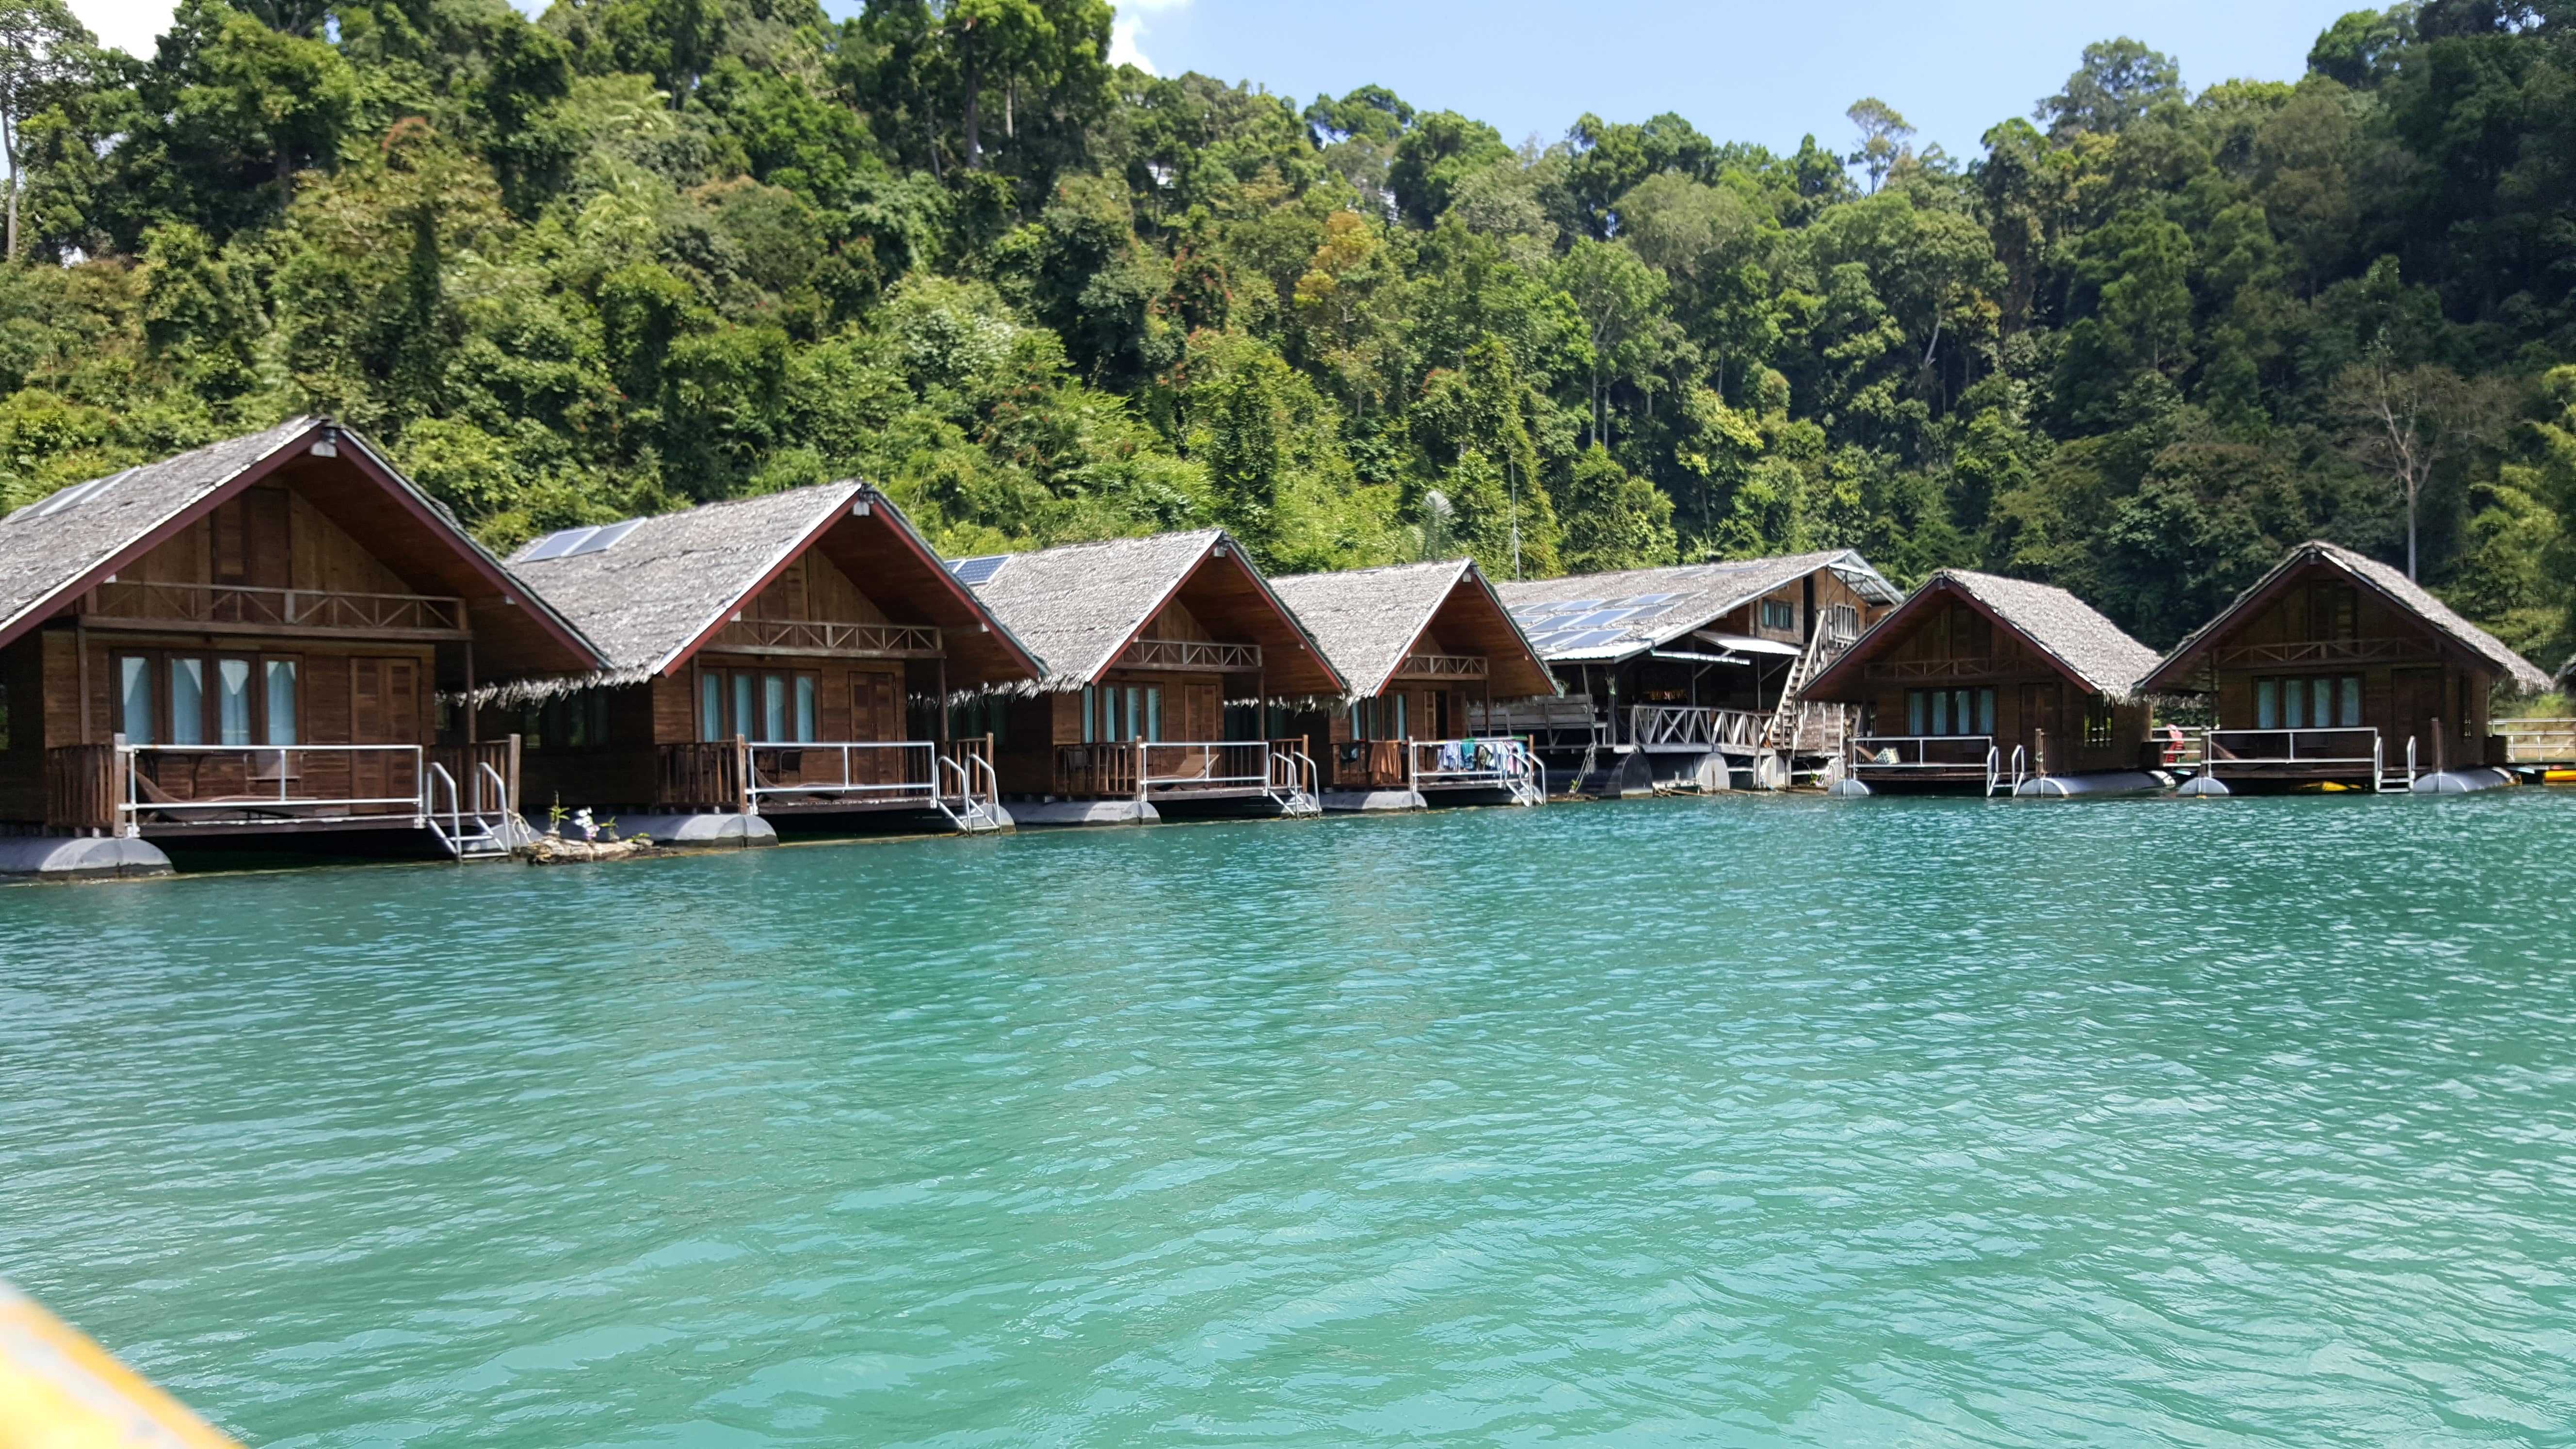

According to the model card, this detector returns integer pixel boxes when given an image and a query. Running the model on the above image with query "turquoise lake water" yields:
[5,794,2575,1447]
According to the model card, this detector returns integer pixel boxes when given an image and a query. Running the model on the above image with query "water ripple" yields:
[4,794,2575,1445]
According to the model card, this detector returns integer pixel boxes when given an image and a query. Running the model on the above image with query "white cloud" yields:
[69,0,177,57]
[1109,0,1190,77]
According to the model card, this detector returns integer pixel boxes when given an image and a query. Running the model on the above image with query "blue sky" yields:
[69,0,2365,162]
[1101,0,2366,159]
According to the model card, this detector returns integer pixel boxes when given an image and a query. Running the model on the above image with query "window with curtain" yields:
[118,656,155,744]
[264,660,297,745]
[216,658,254,745]
[167,659,205,744]
[1904,687,1994,737]
[2255,676,2361,730]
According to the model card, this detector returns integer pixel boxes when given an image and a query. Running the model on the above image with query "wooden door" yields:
[2018,682,2061,773]
[350,657,421,811]
[854,670,901,783]
[2392,668,2443,768]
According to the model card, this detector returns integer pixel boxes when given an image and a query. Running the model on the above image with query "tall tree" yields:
[0,0,86,258]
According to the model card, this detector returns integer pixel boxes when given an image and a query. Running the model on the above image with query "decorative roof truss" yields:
[1118,637,1262,672]
[710,617,945,658]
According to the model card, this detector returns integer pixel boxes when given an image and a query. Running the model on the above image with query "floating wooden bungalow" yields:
[1484,551,1899,794]
[947,531,1345,825]
[1802,569,2164,797]
[1267,560,1559,810]
[498,483,1042,842]
[0,418,601,878]
[2143,540,2551,794]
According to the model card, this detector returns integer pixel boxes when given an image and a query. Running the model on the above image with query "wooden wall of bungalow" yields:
[494,540,952,814]
[1846,597,2150,776]
[1292,598,1540,790]
[988,596,1237,797]
[1,474,514,829]
[2189,563,2500,767]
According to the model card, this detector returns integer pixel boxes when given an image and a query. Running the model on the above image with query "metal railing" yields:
[744,739,942,805]
[2201,727,2383,769]
[2499,717,2576,763]
[707,617,943,657]
[934,737,1004,831]
[1409,737,1541,791]
[1849,735,1997,770]
[85,580,466,632]
[1267,745,1320,810]
[113,741,430,834]
[1139,741,1274,792]
[1989,745,2026,797]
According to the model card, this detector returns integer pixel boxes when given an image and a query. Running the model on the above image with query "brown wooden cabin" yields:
[1802,568,2162,795]
[1485,551,1899,794]
[2141,540,2551,792]
[948,530,1347,820]
[1267,560,1559,807]
[0,418,601,860]
[497,483,1041,835]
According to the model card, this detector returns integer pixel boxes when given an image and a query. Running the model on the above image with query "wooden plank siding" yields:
[2196,561,2497,769]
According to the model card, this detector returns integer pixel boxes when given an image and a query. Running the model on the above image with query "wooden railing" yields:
[658,740,749,811]
[705,617,943,657]
[428,738,519,814]
[43,744,117,831]
[1863,656,2001,681]
[1116,638,1263,672]
[1397,652,1488,679]
[1328,738,1408,788]
[1629,704,1765,749]
[1054,742,1140,797]
[2209,637,2422,667]
[84,580,466,632]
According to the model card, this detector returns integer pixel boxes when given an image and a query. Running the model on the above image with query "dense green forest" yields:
[0,0,2571,661]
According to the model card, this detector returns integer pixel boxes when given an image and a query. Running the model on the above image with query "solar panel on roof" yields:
[567,518,643,555]
[23,469,132,519]
[1616,592,1678,605]
[948,555,1011,586]
[1561,629,1628,648]
[519,525,601,562]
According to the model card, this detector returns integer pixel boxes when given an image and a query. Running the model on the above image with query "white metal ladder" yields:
[933,751,1008,833]
[1266,746,1322,817]
[424,762,524,861]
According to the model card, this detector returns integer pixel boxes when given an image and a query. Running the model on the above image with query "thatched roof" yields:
[1269,558,1558,700]
[1808,568,2161,703]
[0,417,597,670]
[0,418,317,646]
[505,481,1039,686]
[950,530,1345,695]
[1492,550,1900,663]
[2145,540,2551,694]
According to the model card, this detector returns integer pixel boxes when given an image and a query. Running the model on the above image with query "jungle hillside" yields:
[1,0,2574,659]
